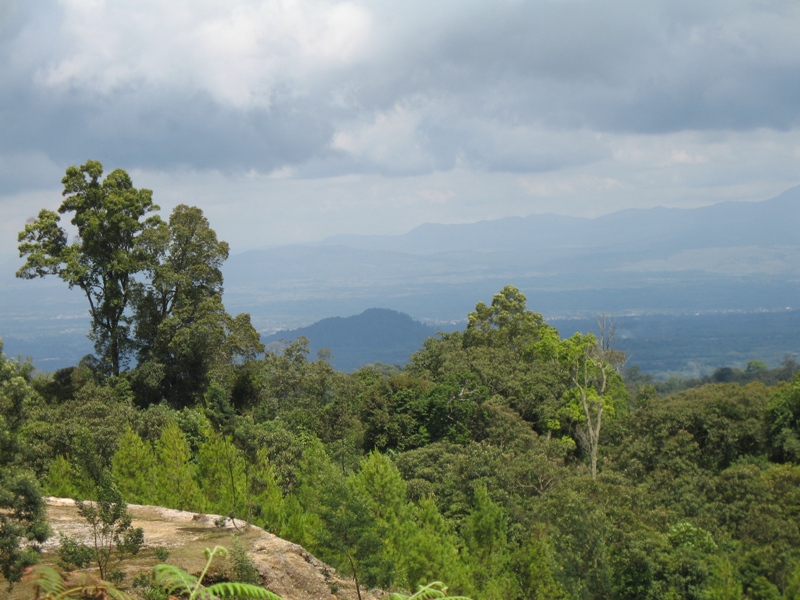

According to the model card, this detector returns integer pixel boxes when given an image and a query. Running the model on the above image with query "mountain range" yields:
[223,186,800,330]
[1,186,798,372]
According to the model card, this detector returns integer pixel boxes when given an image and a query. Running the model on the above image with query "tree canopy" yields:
[17,161,262,391]
[18,161,162,375]
[9,179,800,599]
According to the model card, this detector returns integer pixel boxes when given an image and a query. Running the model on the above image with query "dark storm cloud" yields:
[0,84,335,175]
[357,0,800,133]
[1,0,799,181]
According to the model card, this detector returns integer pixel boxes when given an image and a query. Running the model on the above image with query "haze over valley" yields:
[2,186,798,376]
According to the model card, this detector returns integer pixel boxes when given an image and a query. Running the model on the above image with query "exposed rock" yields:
[43,498,381,600]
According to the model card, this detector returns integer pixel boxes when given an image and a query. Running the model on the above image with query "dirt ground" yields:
[7,498,382,600]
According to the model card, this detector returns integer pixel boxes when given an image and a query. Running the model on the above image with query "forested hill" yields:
[261,308,439,371]
[7,162,800,599]
[5,285,800,599]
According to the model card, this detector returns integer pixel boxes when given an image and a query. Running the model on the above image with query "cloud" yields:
[32,0,373,106]
[330,102,435,175]
[0,0,799,261]
[3,0,799,181]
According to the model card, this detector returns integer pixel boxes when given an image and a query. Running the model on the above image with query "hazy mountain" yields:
[223,186,800,329]
[2,186,799,372]
[261,308,439,372]
[322,186,800,255]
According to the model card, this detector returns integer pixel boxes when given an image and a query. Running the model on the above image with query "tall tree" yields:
[133,204,262,406]
[196,430,248,520]
[17,161,161,375]
[559,332,627,479]
[464,285,553,354]
[408,286,567,435]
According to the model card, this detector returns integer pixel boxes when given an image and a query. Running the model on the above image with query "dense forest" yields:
[3,162,800,599]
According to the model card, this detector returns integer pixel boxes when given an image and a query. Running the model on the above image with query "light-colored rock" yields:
[43,498,382,600]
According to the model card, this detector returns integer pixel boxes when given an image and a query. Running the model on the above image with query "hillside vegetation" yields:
[3,162,800,599]
[4,282,800,598]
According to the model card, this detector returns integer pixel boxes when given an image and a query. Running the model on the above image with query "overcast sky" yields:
[1,0,799,259]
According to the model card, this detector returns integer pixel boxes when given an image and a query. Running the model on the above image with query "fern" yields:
[389,581,472,600]
[151,545,283,600]
[28,565,136,600]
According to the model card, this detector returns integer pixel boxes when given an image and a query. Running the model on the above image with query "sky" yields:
[1,0,800,260]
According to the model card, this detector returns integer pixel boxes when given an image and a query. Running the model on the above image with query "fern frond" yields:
[151,547,282,600]
[200,581,284,600]
[151,562,200,594]
[390,581,472,600]
[28,565,136,600]
[28,565,68,596]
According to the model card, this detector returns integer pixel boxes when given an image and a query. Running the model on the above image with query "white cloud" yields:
[331,103,435,174]
[37,0,373,108]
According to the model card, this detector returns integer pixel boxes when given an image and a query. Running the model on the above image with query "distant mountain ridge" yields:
[222,186,800,330]
[321,185,800,255]
[3,186,800,371]
[261,308,439,371]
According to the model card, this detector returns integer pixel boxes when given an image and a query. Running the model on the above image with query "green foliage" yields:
[614,382,771,479]
[18,160,162,375]
[765,375,800,462]
[464,285,551,353]
[395,496,463,592]
[0,345,51,587]
[361,374,488,453]
[111,426,157,504]
[205,380,237,433]
[29,564,136,600]
[56,533,93,571]
[508,530,565,599]
[459,483,514,597]
[73,475,144,580]
[45,455,85,499]
[22,379,136,488]
[406,286,631,481]
[317,475,386,596]
[230,536,261,586]
[557,331,628,478]
[154,547,170,562]
[389,581,472,600]
[17,163,261,386]
[246,448,287,534]
[196,430,248,519]
[10,283,800,597]
[151,546,281,600]
[153,420,205,510]
[0,469,50,586]
[133,204,263,407]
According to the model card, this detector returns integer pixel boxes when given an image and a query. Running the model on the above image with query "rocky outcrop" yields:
[44,498,381,600]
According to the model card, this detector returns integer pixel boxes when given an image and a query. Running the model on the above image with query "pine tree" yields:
[350,451,410,586]
[154,420,205,511]
[460,483,514,598]
[351,451,408,525]
[45,455,87,500]
[111,427,157,505]
[509,529,566,599]
[399,497,464,592]
[196,430,247,519]
[247,448,286,534]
